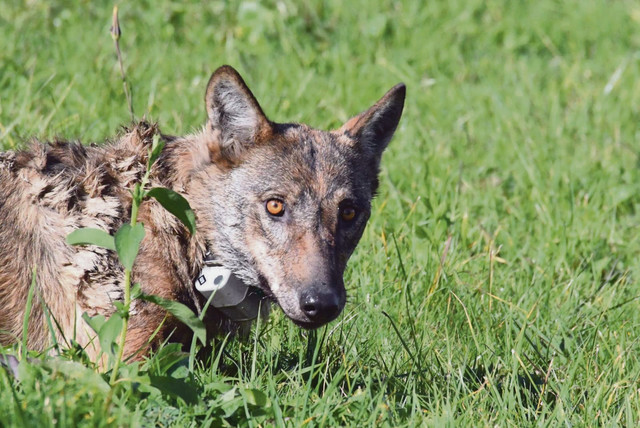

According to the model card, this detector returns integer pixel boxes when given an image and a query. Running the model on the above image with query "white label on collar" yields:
[194,265,250,308]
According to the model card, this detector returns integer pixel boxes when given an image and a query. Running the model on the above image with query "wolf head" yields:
[193,66,405,329]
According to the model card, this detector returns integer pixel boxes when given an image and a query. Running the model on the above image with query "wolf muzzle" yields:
[299,287,344,327]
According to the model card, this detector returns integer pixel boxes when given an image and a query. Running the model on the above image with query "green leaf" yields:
[82,313,107,335]
[137,293,206,345]
[99,312,123,357]
[242,388,271,408]
[145,343,188,376]
[130,283,142,299]
[148,134,165,167]
[112,301,129,319]
[149,375,199,404]
[115,223,145,270]
[219,387,242,417]
[42,359,110,394]
[147,187,196,235]
[66,228,116,251]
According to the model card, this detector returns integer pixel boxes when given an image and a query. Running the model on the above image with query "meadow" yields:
[1,0,640,426]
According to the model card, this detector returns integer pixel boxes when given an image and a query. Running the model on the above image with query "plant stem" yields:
[130,199,140,229]
[111,6,134,122]
[106,148,153,406]
[107,197,140,387]
[108,270,131,387]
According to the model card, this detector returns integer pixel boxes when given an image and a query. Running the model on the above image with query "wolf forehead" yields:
[229,124,379,198]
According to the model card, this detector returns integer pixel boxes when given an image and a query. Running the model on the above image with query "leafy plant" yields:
[63,7,203,392]
[66,134,203,390]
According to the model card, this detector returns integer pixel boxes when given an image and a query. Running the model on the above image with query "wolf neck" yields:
[151,128,259,290]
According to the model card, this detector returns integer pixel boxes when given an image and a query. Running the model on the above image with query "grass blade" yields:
[21,267,37,361]
[138,293,206,345]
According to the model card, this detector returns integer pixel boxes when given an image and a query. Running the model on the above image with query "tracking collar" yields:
[194,253,268,322]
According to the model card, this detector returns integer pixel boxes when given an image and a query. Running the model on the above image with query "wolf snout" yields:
[299,288,344,327]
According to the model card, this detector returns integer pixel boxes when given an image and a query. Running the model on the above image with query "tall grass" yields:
[1,0,639,425]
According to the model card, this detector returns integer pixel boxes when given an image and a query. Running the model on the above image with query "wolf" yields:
[0,65,405,358]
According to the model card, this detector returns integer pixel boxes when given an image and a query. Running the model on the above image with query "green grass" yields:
[2,0,640,425]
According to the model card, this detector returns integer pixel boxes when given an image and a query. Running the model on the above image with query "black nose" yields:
[300,289,342,326]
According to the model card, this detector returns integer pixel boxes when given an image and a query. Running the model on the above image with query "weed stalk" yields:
[108,142,155,388]
[111,6,134,122]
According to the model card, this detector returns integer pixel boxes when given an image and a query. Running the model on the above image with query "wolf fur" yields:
[0,65,405,358]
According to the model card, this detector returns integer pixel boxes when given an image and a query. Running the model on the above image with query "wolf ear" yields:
[205,65,272,158]
[338,83,406,161]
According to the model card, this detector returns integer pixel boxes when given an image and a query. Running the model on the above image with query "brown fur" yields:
[0,66,405,359]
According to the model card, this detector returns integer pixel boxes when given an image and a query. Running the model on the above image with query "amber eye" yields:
[341,206,357,222]
[266,199,285,216]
